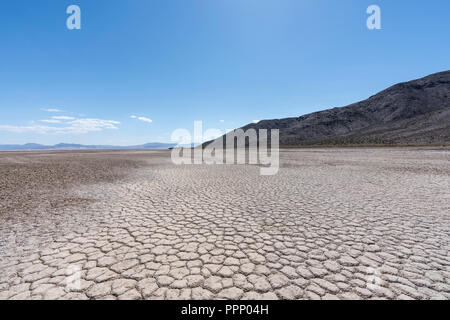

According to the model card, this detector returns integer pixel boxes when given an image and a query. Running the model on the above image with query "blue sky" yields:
[0,0,449,145]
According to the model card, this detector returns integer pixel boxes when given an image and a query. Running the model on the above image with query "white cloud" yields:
[219,120,225,123]
[253,120,260,123]
[137,116,153,123]
[40,119,61,124]
[52,116,76,120]
[67,118,120,133]
[0,125,54,134]
[130,115,152,123]
[0,118,120,134]
[42,108,63,113]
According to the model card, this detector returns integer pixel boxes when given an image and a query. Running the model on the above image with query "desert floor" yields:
[0,148,449,300]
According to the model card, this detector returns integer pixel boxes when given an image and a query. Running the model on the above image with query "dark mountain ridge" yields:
[215,71,450,146]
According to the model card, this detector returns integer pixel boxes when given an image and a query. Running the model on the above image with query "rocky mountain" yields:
[212,71,450,146]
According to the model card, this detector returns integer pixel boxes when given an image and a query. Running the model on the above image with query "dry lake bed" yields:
[0,148,449,300]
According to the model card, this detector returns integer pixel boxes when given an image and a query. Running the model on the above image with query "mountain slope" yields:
[222,71,450,146]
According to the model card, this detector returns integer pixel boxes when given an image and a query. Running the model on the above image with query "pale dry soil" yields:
[0,148,449,300]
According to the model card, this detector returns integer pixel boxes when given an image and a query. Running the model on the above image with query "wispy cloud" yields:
[219,120,225,123]
[68,118,120,133]
[40,119,62,124]
[0,125,53,134]
[41,108,64,113]
[52,116,75,120]
[0,118,120,134]
[131,115,152,123]
[138,117,152,123]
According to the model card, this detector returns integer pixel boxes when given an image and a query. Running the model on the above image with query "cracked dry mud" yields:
[0,148,449,300]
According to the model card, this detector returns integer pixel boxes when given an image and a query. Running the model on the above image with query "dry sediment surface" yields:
[0,148,449,300]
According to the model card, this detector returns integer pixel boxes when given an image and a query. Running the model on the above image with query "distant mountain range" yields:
[0,142,176,151]
[206,70,450,147]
